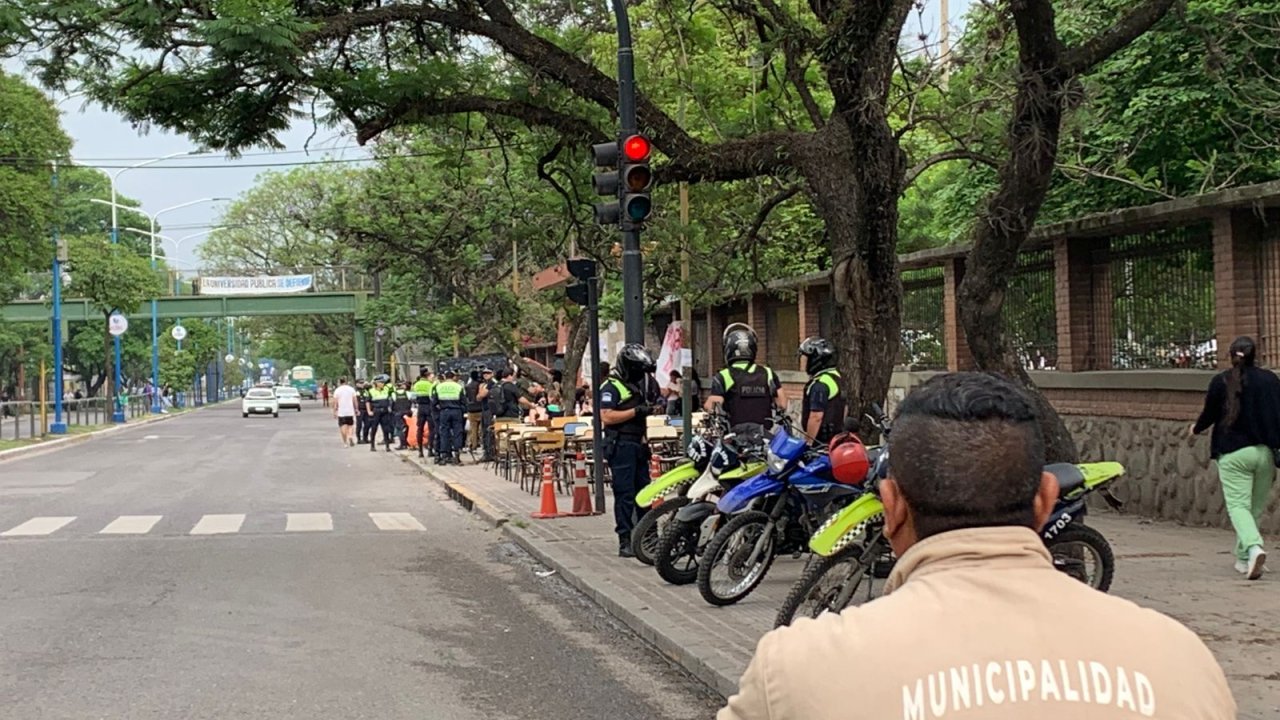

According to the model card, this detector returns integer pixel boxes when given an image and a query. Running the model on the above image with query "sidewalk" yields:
[407,456,1279,719]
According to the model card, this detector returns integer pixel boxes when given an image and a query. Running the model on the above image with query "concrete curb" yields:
[404,455,741,699]
[0,402,227,463]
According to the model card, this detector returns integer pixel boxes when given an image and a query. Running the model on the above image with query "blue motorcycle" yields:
[695,419,863,607]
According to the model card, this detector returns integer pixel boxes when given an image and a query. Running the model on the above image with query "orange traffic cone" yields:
[567,451,596,516]
[531,454,562,519]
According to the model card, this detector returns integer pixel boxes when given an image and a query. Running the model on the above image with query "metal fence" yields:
[1004,249,1059,370]
[1109,223,1215,369]
[0,396,153,443]
[1258,218,1280,366]
[899,267,946,370]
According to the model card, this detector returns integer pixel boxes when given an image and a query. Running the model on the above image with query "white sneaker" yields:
[1246,546,1267,580]
[1234,559,1248,574]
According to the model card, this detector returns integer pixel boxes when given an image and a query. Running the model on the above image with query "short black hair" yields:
[889,372,1046,539]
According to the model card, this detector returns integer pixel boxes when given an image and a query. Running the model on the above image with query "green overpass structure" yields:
[2,291,376,363]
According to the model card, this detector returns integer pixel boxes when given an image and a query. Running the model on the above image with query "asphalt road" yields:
[0,402,722,720]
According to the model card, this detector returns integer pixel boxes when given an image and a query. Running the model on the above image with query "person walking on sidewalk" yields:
[1189,335,1277,580]
[320,382,330,408]
[720,372,1237,720]
[600,344,661,558]
[331,378,358,447]
[432,370,466,465]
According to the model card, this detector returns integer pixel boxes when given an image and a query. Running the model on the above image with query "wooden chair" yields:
[550,416,577,430]
[521,431,566,494]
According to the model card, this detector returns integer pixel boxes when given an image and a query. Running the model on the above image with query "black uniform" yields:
[391,388,413,448]
[481,377,499,460]
[802,368,846,444]
[708,361,780,427]
[356,385,373,443]
[600,376,650,544]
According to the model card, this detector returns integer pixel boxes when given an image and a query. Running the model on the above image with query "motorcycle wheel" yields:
[697,511,775,607]
[1047,523,1115,592]
[654,518,703,585]
[631,497,691,566]
[774,532,889,628]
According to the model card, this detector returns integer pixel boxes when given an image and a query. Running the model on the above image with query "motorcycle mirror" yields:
[869,402,885,419]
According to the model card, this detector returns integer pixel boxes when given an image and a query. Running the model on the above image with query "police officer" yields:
[599,344,662,558]
[798,337,845,444]
[411,368,435,458]
[703,323,787,426]
[478,367,498,462]
[365,374,395,452]
[432,369,466,465]
[355,380,373,444]
[391,380,413,450]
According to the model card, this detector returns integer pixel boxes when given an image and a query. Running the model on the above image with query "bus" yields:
[288,365,318,399]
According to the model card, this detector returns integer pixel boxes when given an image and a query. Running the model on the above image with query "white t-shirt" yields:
[333,384,359,417]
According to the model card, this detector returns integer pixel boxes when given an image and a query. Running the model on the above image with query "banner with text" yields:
[197,274,314,295]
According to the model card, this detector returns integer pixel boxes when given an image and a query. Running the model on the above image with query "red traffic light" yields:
[623,134,651,162]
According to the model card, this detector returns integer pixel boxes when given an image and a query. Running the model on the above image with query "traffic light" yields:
[590,141,620,226]
[565,258,598,307]
[619,134,653,225]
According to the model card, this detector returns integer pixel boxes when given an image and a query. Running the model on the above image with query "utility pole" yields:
[50,160,68,434]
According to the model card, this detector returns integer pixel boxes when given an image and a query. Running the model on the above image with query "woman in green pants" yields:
[1189,336,1277,580]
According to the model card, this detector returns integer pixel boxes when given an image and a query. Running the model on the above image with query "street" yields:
[0,403,722,720]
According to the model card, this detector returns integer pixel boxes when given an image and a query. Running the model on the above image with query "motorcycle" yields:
[629,414,729,565]
[774,406,1126,627]
[694,417,864,607]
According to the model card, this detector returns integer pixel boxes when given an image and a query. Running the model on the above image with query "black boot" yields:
[618,540,635,559]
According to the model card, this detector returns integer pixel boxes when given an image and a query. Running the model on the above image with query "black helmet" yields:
[798,336,837,376]
[722,323,757,364]
[615,343,657,383]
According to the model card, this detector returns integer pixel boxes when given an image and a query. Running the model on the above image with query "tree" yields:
[0,70,69,303]
[4,0,1180,435]
[64,236,164,401]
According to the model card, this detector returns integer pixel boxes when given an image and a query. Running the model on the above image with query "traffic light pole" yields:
[587,275,607,512]
[611,0,645,345]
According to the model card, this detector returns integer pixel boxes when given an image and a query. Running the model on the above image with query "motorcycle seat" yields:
[1046,462,1085,496]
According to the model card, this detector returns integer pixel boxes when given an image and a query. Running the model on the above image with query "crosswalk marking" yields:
[1,516,77,537]
[286,513,333,532]
[368,512,426,531]
[99,515,163,535]
[189,514,246,535]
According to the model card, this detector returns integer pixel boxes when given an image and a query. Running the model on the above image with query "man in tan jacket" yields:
[719,372,1236,720]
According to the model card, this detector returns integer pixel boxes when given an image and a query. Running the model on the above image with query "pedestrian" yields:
[663,369,683,416]
[798,337,845,444]
[331,377,358,447]
[498,368,526,419]
[703,323,786,427]
[432,369,466,465]
[320,381,330,408]
[365,374,395,453]
[392,381,413,450]
[1189,336,1277,580]
[545,390,565,418]
[599,344,662,558]
[411,368,436,459]
[465,369,483,452]
[719,372,1237,720]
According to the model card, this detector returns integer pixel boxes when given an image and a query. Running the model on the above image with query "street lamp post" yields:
[103,150,198,421]
[101,197,226,414]
[50,161,68,434]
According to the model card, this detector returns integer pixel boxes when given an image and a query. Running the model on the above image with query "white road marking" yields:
[189,514,246,535]
[99,515,163,535]
[286,513,333,532]
[1,516,76,537]
[144,435,159,440]
[368,512,426,531]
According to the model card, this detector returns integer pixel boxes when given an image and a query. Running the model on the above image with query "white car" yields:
[242,388,280,418]
[274,386,302,411]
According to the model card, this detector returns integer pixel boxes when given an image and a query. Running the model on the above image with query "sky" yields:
[16,0,969,272]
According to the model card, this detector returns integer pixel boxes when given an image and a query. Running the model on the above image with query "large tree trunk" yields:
[794,117,904,434]
[559,310,589,389]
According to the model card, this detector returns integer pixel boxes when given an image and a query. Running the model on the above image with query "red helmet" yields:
[828,432,870,485]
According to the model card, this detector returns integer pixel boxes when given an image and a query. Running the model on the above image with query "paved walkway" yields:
[406,456,1279,719]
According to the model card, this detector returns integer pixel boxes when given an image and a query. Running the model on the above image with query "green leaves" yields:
[64,236,164,318]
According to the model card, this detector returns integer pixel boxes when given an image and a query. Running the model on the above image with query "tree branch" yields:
[901,150,999,192]
[354,96,601,144]
[1062,0,1179,75]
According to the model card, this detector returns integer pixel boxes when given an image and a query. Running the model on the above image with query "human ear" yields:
[1032,471,1059,530]
[880,478,916,557]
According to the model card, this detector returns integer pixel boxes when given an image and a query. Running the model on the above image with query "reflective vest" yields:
[434,380,465,409]
[411,379,434,403]
[802,368,846,444]
[369,385,393,410]
[718,362,775,426]
[602,377,646,439]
